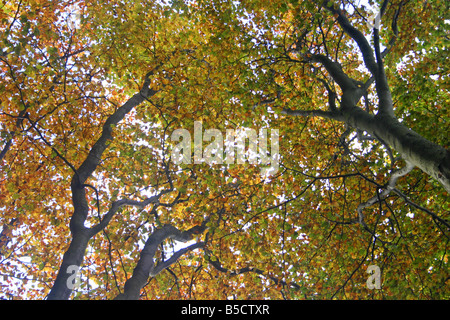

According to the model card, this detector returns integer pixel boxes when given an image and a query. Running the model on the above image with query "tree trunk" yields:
[46,230,90,300]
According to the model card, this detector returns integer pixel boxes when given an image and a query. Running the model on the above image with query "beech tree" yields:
[0,0,448,300]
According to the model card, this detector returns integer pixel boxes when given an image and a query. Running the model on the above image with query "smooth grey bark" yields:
[348,109,450,193]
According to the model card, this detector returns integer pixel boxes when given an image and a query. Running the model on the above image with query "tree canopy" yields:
[0,0,448,300]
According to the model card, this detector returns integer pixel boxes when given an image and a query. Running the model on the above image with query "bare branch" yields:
[317,77,337,112]
[281,107,341,120]
[381,1,403,59]
[206,255,301,291]
[88,194,161,236]
[357,161,415,227]
[310,54,356,91]
[322,1,378,76]
[114,221,209,300]
[74,80,158,187]
[150,242,204,277]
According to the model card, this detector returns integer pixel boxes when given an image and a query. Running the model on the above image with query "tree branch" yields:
[88,194,161,236]
[114,220,209,300]
[150,242,205,277]
[69,71,160,233]
[310,54,356,91]
[322,0,378,76]
[373,27,395,117]
[73,78,158,187]
[206,255,301,292]
[281,107,341,120]
[316,77,337,112]
[381,2,403,59]
[24,113,78,175]
[357,161,415,227]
